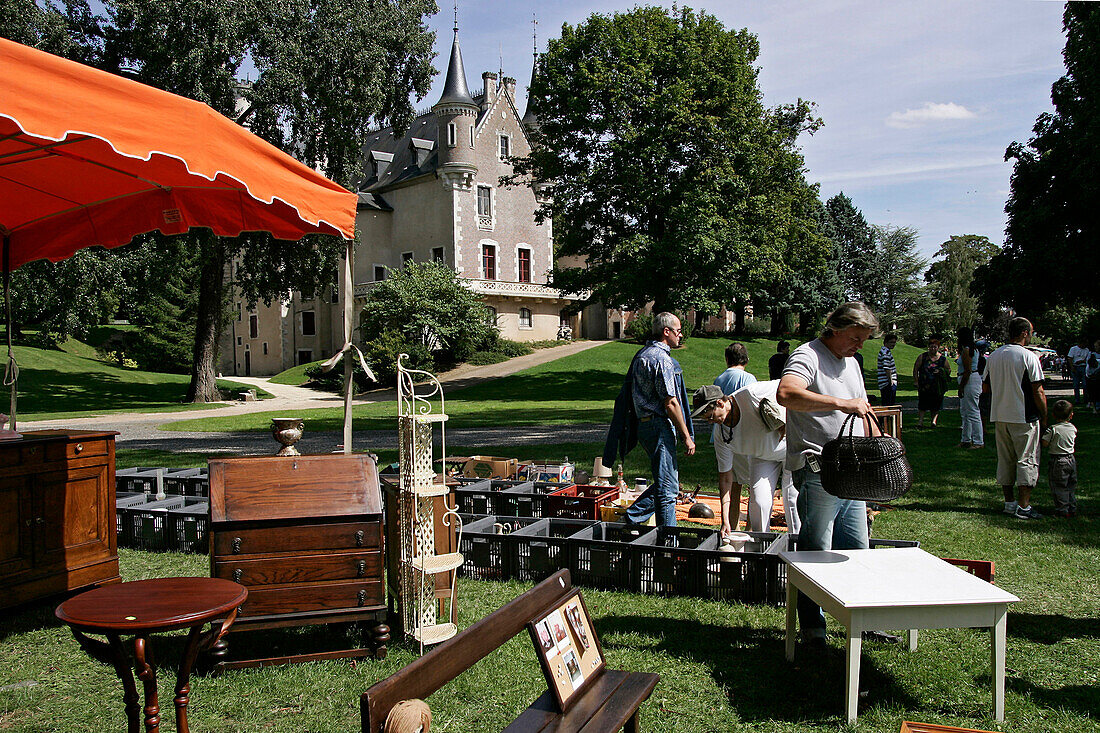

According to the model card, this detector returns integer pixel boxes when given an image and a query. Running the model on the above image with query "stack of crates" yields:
[163,467,209,498]
[545,485,618,520]
[568,521,653,590]
[633,526,721,596]
[458,515,543,580]
[511,518,597,582]
[114,467,211,552]
[166,500,210,553]
[697,531,785,604]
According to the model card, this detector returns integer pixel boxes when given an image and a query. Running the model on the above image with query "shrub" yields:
[360,329,433,386]
[624,314,653,343]
[467,351,511,366]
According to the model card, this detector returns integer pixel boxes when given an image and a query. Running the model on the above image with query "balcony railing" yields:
[354,278,584,301]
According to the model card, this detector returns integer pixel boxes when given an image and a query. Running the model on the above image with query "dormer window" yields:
[369,150,394,179]
[410,137,434,167]
[498,134,510,161]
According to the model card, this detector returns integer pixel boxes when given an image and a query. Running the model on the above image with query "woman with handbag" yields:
[778,302,902,648]
[913,335,951,428]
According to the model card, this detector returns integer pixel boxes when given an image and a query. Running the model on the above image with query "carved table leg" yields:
[106,633,142,733]
[371,622,390,660]
[133,636,160,733]
[173,625,207,733]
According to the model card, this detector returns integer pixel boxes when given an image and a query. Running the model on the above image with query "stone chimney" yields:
[502,77,517,100]
[482,72,498,110]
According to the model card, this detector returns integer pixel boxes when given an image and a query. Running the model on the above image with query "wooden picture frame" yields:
[527,590,606,712]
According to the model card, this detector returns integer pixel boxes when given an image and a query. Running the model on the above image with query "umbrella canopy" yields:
[0,37,356,267]
[0,38,362,446]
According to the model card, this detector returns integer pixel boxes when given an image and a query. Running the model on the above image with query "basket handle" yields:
[835,411,887,473]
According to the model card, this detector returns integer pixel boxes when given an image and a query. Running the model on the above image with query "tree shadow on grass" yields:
[21,367,191,414]
[595,615,921,724]
[1005,677,1100,719]
[1007,612,1100,645]
[453,369,625,404]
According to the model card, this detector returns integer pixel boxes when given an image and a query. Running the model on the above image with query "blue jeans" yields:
[626,418,679,526]
[879,384,897,406]
[794,467,869,631]
[959,376,983,446]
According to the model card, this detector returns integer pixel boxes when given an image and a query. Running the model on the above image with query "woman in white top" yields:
[702,379,800,534]
[956,327,984,449]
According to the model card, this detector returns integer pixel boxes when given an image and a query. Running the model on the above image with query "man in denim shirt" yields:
[626,312,696,526]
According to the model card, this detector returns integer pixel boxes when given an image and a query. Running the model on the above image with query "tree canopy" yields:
[512,6,826,315]
[977,3,1100,319]
[925,235,998,334]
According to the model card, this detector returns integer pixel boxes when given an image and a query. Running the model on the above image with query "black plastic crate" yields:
[633,526,721,596]
[164,468,209,498]
[167,501,210,553]
[115,493,151,546]
[511,518,597,582]
[458,515,543,580]
[126,495,192,550]
[568,521,654,591]
[697,532,786,605]
[500,483,568,518]
[454,479,536,516]
[115,467,162,494]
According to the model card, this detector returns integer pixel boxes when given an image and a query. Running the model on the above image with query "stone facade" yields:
[220,33,582,377]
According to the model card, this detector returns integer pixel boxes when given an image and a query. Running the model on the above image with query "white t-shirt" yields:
[982,344,1043,424]
[1068,345,1090,366]
[782,339,867,470]
[724,379,786,463]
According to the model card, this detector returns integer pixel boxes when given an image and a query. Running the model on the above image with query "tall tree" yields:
[925,234,999,333]
[5,0,438,401]
[823,192,877,303]
[978,3,1100,317]
[867,225,944,341]
[511,6,824,314]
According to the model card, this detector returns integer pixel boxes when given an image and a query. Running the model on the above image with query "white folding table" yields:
[781,547,1019,723]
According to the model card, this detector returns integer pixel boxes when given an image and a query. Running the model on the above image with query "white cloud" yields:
[886,102,978,128]
[814,157,1003,185]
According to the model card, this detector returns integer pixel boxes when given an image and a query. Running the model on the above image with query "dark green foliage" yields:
[123,238,199,373]
[359,329,433,386]
[302,355,379,392]
[624,313,654,344]
[823,192,876,303]
[358,262,498,366]
[925,234,999,334]
[8,249,126,347]
[512,6,826,315]
[978,4,1100,317]
[467,339,534,366]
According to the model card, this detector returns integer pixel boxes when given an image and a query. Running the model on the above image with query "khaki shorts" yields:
[994,421,1040,487]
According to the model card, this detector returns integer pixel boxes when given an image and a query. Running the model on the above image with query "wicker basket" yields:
[820,413,913,502]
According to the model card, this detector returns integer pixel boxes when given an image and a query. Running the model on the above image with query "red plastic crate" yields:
[545,484,618,520]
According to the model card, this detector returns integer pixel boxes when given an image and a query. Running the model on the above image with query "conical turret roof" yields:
[522,54,539,129]
[436,32,476,108]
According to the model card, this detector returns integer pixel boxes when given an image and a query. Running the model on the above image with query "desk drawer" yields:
[215,551,381,585]
[240,579,384,617]
[45,439,108,462]
[212,521,381,555]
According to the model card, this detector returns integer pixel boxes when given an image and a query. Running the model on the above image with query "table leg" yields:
[785,580,798,661]
[991,605,1007,722]
[173,625,207,733]
[845,621,862,724]
[106,633,142,733]
[133,636,160,733]
[907,628,918,651]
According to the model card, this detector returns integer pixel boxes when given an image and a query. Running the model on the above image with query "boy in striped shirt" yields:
[878,333,898,405]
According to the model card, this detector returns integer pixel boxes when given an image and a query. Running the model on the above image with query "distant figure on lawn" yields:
[1043,399,1078,518]
[602,312,695,527]
[983,317,1047,520]
[769,341,790,380]
[914,334,950,428]
[709,343,756,537]
[956,326,984,450]
[1086,340,1100,413]
[1068,338,1090,404]
[877,333,898,406]
[778,301,885,647]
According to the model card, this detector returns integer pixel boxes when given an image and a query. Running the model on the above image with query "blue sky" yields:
[423,1,1068,258]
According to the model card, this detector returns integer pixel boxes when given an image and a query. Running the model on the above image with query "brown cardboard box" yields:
[462,455,519,479]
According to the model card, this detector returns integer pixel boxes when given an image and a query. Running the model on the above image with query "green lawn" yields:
[162,337,927,433]
[6,409,1100,732]
[268,359,324,386]
[15,342,270,421]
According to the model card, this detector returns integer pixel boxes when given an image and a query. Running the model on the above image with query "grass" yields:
[15,342,272,421]
[268,359,324,386]
[5,409,1093,731]
[163,337,928,434]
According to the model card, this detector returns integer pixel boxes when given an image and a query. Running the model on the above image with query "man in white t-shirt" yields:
[982,317,1047,520]
[778,302,880,647]
[1067,339,1089,404]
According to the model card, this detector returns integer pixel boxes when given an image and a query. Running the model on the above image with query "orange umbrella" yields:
[0,38,359,438]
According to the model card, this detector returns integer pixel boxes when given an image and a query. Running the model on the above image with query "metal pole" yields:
[3,234,16,433]
[341,239,354,454]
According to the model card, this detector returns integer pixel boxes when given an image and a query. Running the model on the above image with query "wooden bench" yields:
[361,570,659,733]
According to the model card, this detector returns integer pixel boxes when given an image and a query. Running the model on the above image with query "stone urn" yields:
[271,417,305,456]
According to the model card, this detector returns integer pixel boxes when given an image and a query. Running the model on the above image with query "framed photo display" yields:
[527,590,606,711]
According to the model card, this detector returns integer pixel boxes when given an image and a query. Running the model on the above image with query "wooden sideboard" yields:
[0,429,120,609]
[207,454,389,670]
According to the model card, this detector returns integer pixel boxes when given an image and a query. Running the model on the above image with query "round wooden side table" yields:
[56,577,247,733]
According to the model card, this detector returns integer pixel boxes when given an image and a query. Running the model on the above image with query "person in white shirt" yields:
[982,317,1047,520]
[1067,339,1090,404]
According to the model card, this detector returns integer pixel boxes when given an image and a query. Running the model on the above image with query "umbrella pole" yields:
[2,235,17,434]
[341,239,353,454]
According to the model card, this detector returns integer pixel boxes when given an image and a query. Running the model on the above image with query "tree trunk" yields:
[799,310,814,335]
[734,302,746,335]
[186,234,228,403]
[770,309,787,337]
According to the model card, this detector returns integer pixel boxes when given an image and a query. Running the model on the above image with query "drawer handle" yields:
[232,569,243,583]
[357,589,366,607]
[232,537,242,554]
[357,560,366,578]
[355,530,364,548]
[74,443,84,454]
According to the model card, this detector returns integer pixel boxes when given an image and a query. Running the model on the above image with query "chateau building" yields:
[220,30,583,377]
